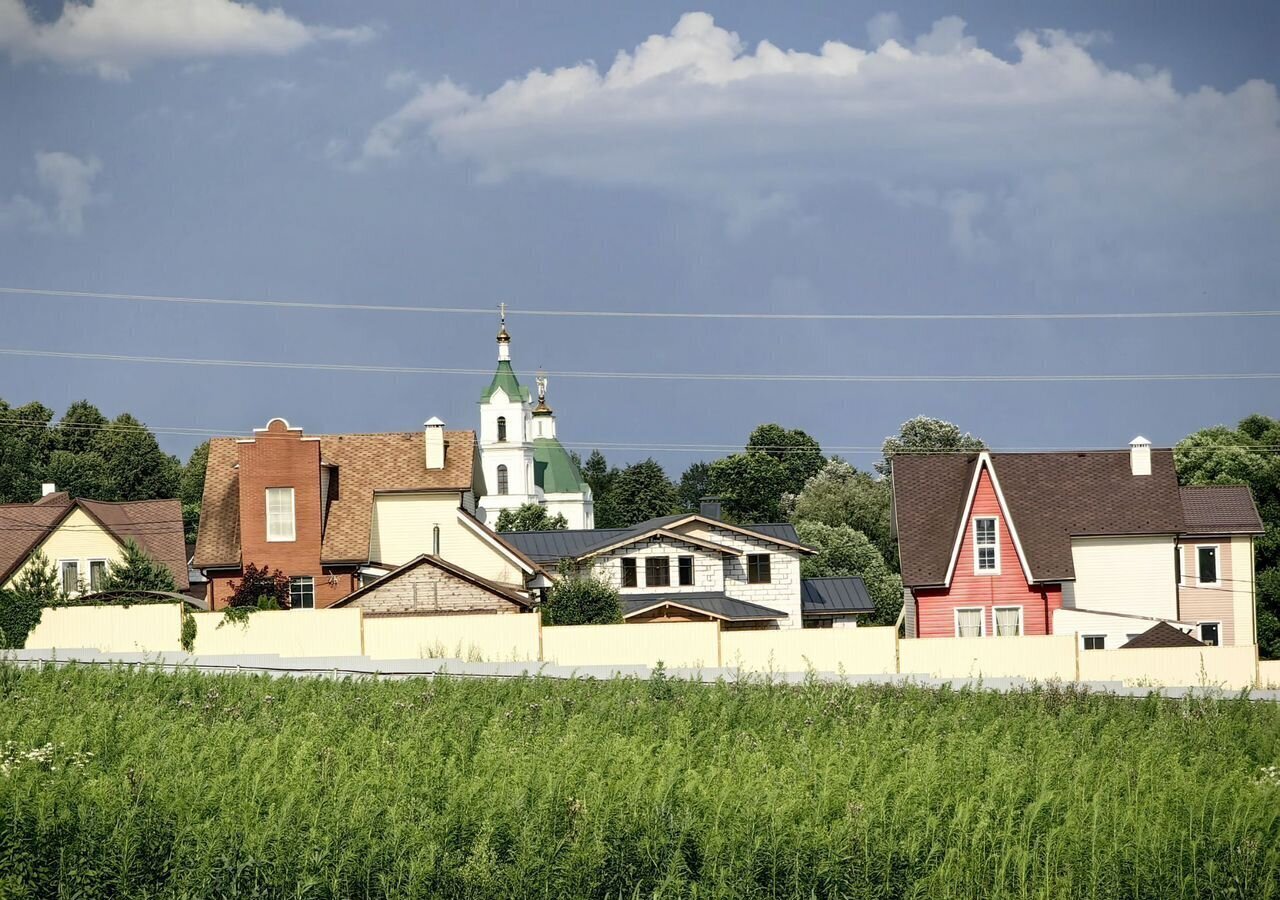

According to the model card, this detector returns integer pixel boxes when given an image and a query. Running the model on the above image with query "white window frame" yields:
[58,559,80,595]
[1195,544,1220,586]
[972,517,1000,575]
[289,576,315,609]
[954,606,985,638]
[265,487,296,542]
[88,558,109,592]
[1082,634,1106,651]
[1199,621,1221,647]
[992,605,1024,637]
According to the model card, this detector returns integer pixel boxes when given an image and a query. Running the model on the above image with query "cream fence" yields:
[16,605,1279,689]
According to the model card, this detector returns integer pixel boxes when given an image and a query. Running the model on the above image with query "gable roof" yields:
[479,360,530,403]
[620,591,785,622]
[501,515,811,564]
[331,554,532,609]
[800,577,875,615]
[580,528,744,559]
[193,430,479,569]
[893,449,1186,587]
[1179,485,1265,534]
[0,497,189,589]
[1120,620,1204,649]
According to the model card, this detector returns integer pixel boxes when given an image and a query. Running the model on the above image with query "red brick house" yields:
[193,418,543,611]
[892,439,1264,648]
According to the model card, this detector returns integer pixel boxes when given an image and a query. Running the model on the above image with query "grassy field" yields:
[0,664,1277,899]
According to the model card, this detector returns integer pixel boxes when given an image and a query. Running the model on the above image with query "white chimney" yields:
[41,482,56,497]
[424,417,445,470]
[1129,436,1151,476]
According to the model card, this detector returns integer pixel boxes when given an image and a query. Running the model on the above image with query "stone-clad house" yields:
[503,501,876,629]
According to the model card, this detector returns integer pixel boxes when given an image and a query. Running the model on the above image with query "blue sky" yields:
[1,0,1278,474]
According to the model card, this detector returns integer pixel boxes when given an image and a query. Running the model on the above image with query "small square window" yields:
[1200,622,1220,647]
[993,606,1022,636]
[1083,635,1105,651]
[747,554,771,584]
[678,556,694,586]
[621,558,637,588]
[289,576,315,609]
[955,607,983,637]
[645,557,670,588]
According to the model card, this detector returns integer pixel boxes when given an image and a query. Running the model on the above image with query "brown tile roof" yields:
[0,497,189,589]
[1179,485,1264,534]
[893,450,1185,587]
[193,430,479,568]
[1120,621,1204,649]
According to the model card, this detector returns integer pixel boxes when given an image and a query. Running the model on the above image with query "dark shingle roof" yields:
[620,592,785,621]
[800,577,875,615]
[502,517,806,564]
[1180,485,1264,534]
[1120,621,1204,649]
[893,450,1186,587]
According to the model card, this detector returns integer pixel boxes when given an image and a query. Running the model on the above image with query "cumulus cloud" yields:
[356,11,1280,266]
[0,151,103,235]
[0,0,372,79]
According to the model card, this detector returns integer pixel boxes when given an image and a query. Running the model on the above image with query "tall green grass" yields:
[0,663,1277,898]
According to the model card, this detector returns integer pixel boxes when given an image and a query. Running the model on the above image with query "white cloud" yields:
[356,11,1280,268]
[0,0,371,79]
[0,151,103,235]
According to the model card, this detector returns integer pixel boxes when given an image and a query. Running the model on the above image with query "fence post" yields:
[537,612,544,663]
[1073,632,1080,684]
[716,623,722,668]
[358,608,366,657]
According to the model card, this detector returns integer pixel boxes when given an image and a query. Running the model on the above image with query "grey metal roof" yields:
[621,591,785,621]
[800,577,875,615]
[502,516,807,563]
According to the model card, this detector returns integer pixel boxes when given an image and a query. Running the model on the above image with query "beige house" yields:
[0,486,189,595]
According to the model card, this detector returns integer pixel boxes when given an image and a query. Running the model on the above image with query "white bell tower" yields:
[477,305,540,524]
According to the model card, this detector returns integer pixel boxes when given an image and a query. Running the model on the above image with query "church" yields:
[476,310,595,529]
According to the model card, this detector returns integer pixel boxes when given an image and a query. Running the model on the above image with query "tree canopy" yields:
[877,416,985,477]
[541,562,622,626]
[795,521,904,625]
[708,424,824,523]
[783,458,895,566]
[582,452,681,528]
[496,503,568,532]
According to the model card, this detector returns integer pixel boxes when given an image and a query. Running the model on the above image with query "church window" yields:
[497,416,507,442]
[497,465,509,495]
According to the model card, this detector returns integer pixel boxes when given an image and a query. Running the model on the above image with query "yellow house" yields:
[0,488,189,595]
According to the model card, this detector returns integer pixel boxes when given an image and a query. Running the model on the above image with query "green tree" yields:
[746,424,825,493]
[92,413,182,501]
[581,450,622,527]
[53,399,108,456]
[181,441,209,506]
[795,521,903,625]
[97,539,178,594]
[541,562,622,625]
[708,425,824,524]
[603,459,680,527]
[0,550,61,646]
[496,503,568,532]
[0,399,55,502]
[877,416,985,477]
[785,458,895,566]
[676,460,714,512]
[43,449,113,500]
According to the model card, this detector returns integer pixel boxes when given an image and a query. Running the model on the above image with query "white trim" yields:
[253,417,302,433]
[1194,544,1221,586]
[265,487,296,542]
[953,606,985,637]
[972,516,1001,576]
[991,604,1024,636]
[942,453,1034,586]
[289,575,316,609]
[57,558,80,595]
[663,514,816,554]
[621,599,781,623]
[454,509,538,576]
[1198,620,1222,646]
[1082,634,1107,650]
[584,528,742,559]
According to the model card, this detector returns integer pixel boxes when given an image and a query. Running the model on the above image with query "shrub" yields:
[228,563,290,610]
[0,551,61,647]
[495,503,568,532]
[541,561,622,625]
[97,539,178,594]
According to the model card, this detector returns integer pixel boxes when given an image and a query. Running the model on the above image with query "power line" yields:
[2,347,1278,384]
[3,286,1279,322]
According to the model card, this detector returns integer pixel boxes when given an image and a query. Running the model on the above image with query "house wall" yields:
[1053,608,1192,651]
[913,469,1062,638]
[367,494,527,587]
[346,562,524,616]
[235,422,323,580]
[676,522,804,628]
[3,507,122,594]
[543,492,593,530]
[205,570,356,611]
[1177,535,1237,645]
[1067,535,1177,620]
[588,537,727,595]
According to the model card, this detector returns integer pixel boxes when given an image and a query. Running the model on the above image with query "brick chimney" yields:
[424,417,445,470]
[1129,436,1151,476]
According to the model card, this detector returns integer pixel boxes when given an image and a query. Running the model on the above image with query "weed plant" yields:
[0,664,1277,898]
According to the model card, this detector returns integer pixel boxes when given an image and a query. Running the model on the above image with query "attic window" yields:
[973,517,999,574]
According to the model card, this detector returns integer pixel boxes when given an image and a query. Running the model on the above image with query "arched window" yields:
[497,465,508,495]
[432,525,441,555]
[497,416,507,442]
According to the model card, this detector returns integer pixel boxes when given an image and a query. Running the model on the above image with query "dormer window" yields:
[973,517,998,574]
[266,487,296,542]
[497,416,507,442]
